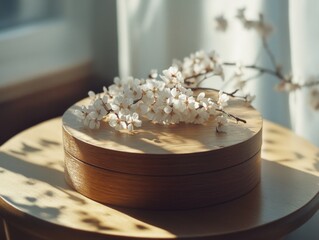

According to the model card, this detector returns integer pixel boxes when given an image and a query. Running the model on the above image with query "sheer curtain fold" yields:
[117,0,170,78]
[289,0,319,145]
[117,0,319,146]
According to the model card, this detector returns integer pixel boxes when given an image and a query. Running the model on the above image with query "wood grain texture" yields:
[64,150,261,209]
[0,118,318,240]
[62,89,263,175]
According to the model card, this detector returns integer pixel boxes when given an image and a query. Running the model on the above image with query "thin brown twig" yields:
[183,61,284,84]
[184,72,216,85]
[223,62,281,78]
[184,72,208,82]
[262,36,277,69]
[216,109,247,124]
[222,89,248,101]
[301,81,319,88]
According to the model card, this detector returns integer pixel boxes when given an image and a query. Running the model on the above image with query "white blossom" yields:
[197,92,205,102]
[74,106,88,120]
[218,91,230,109]
[76,50,250,133]
[245,94,256,103]
[176,50,225,86]
[83,112,100,129]
[108,113,127,131]
[160,66,184,87]
[275,81,300,92]
[193,108,210,124]
[187,96,200,110]
[103,86,108,94]
[126,113,142,131]
[149,69,158,79]
[111,95,133,114]
[139,104,155,120]
[310,89,319,110]
[215,15,228,32]
[236,8,273,37]
[88,119,101,129]
[207,98,218,115]
[124,86,142,101]
[213,64,224,80]
[216,115,228,132]
[101,95,112,111]
[142,79,165,104]
[163,108,180,124]
[88,91,96,100]
[114,77,122,87]
[92,98,108,120]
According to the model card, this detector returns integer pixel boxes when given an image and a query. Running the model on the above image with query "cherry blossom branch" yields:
[223,62,284,79]
[184,72,216,86]
[222,89,249,101]
[301,80,319,88]
[182,62,286,88]
[216,109,246,124]
[262,36,277,70]
[213,7,319,96]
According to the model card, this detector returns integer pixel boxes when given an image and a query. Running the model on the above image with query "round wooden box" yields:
[62,90,263,210]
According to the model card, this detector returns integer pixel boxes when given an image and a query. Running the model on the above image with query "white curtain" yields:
[117,0,319,147]
[289,0,319,146]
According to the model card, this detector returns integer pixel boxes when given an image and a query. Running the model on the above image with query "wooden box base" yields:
[62,89,263,210]
[64,150,261,209]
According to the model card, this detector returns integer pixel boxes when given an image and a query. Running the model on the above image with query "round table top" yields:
[0,118,318,240]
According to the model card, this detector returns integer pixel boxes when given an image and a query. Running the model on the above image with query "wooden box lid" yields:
[62,90,263,176]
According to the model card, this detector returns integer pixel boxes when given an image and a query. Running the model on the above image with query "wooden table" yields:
[0,118,318,240]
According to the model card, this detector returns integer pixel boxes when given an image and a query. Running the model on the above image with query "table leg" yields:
[2,219,44,240]
[2,219,10,240]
